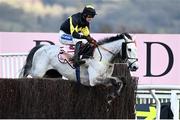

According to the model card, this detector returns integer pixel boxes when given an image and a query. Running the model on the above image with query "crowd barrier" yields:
[0,53,27,78]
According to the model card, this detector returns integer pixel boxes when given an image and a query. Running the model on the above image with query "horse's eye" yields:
[128,48,131,52]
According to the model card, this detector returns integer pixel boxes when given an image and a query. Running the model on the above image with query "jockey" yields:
[59,5,97,67]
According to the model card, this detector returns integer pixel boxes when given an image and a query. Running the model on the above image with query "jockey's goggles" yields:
[87,15,94,18]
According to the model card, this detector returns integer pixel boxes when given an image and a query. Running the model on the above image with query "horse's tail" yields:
[19,45,44,78]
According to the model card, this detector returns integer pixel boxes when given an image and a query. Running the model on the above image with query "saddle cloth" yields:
[58,45,75,64]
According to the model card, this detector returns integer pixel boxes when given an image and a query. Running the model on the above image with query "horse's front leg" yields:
[107,76,124,96]
[88,67,110,86]
[103,76,124,106]
[95,76,123,95]
[88,63,113,86]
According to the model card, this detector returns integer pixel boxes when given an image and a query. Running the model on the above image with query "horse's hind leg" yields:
[31,66,47,78]
[30,57,49,78]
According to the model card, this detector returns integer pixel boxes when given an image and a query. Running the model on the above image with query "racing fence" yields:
[0,62,137,119]
[0,53,180,119]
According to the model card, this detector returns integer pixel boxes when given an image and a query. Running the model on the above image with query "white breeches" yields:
[59,30,87,45]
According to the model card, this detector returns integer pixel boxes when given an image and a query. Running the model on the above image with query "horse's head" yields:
[96,33,138,71]
[120,33,139,71]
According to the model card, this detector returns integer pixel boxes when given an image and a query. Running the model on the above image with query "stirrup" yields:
[73,60,86,67]
[78,60,86,65]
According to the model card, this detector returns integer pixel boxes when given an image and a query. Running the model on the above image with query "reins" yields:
[94,43,116,61]
[98,45,116,56]
[96,39,138,65]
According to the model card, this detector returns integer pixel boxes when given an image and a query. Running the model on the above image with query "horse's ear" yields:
[122,33,132,40]
[117,33,123,38]
[117,33,131,40]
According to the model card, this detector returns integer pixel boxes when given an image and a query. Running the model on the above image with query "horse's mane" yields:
[97,33,132,45]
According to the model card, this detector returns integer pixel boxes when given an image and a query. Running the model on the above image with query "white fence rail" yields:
[0,53,27,78]
[136,86,180,120]
[0,53,180,119]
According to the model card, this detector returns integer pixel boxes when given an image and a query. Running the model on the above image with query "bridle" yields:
[121,41,138,69]
[121,41,138,60]
[97,39,138,68]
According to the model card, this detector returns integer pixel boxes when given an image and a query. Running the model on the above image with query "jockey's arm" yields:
[79,26,97,44]
[69,16,97,45]
[69,16,87,39]
[81,26,97,44]
[72,31,97,47]
[70,25,90,40]
[69,16,91,39]
[71,30,90,40]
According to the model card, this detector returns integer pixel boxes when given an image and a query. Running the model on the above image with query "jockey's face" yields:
[86,15,94,22]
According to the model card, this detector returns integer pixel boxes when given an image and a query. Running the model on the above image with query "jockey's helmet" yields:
[82,5,97,18]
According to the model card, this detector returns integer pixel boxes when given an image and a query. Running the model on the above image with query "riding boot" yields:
[83,43,95,58]
[73,41,85,67]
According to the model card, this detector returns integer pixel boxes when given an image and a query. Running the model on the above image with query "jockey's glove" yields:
[86,36,98,47]
[91,39,98,47]
[80,35,88,39]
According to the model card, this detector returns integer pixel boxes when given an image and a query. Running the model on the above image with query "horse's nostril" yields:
[133,66,137,70]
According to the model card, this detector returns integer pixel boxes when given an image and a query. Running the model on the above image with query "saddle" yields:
[58,43,95,67]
